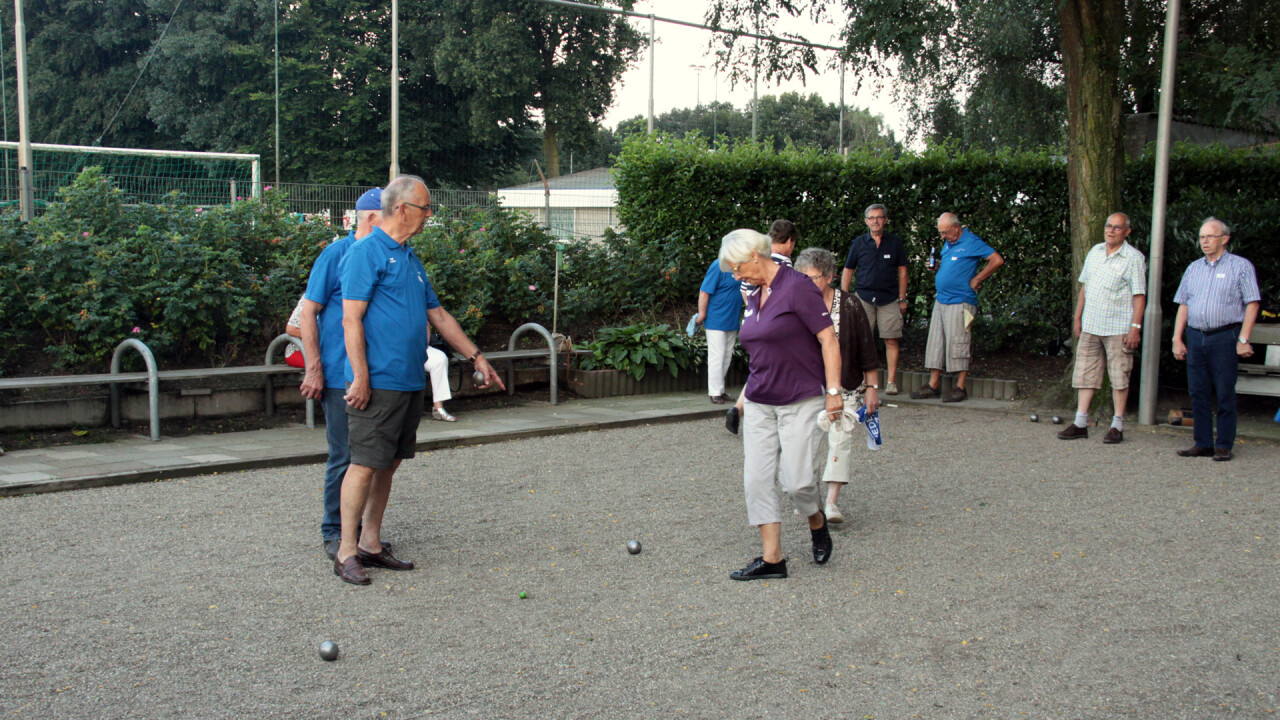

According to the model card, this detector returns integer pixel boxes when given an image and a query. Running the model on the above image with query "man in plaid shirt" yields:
[1058,212,1147,443]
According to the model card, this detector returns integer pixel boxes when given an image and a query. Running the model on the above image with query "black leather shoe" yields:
[1176,445,1214,457]
[358,546,414,570]
[1212,447,1232,462]
[811,515,833,565]
[725,407,740,435]
[324,538,340,561]
[730,556,788,581]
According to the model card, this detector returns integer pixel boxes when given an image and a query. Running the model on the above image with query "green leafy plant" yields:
[578,322,702,380]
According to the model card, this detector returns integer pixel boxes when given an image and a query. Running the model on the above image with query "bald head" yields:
[937,213,962,243]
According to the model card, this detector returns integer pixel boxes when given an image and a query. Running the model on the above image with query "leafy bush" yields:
[0,168,332,372]
[578,322,702,380]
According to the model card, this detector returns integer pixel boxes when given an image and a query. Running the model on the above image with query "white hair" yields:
[1201,216,1231,237]
[381,174,427,218]
[718,229,771,272]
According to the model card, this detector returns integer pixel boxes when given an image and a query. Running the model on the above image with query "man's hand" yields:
[898,301,907,315]
[1172,338,1187,361]
[1072,317,1082,340]
[969,277,981,291]
[863,387,880,414]
[473,356,507,391]
[1123,327,1141,350]
[694,313,704,326]
[344,377,371,410]
[299,366,325,400]
[1237,341,1254,358]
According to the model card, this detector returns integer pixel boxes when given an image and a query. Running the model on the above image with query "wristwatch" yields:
[897,298,907,303]
[826,387,841,396]
[1239,336,1250,344]
[1130,323,1142,330]
[865,384,879,390]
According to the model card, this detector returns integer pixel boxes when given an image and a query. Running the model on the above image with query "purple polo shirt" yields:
[738,265,834,406]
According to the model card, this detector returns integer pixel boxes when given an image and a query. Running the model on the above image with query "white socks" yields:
[1074,412,1089,429]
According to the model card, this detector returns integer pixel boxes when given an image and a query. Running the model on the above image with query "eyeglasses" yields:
[1104,224,1127,231]
[1199,233,1226,241]
[401,201,434,215]
[865,215,887,221]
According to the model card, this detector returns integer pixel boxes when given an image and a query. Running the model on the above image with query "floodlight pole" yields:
[646,14,655,134]
[390,0,400,179]
[13,0,33,220]
[1138,0,1181,426]
[837,63,845,155]
[274,0,280,185]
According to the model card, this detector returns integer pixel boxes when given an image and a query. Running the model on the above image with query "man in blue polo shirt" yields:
[841,203,908,395]
[911,212,1004,403]
[298,187,383,562]
[332,174,504,586]
[1171,217,1261,462]
[696,258,745,404]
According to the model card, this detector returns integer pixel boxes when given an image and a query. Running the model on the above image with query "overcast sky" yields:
[600,0,905,137]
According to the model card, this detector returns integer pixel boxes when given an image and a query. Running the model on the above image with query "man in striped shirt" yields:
[1171,217,1261,462]
[1057,212,1147,443]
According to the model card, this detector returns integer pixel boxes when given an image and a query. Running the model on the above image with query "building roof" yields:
[501,167,615,192]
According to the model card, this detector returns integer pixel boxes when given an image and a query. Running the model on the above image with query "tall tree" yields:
[430,0,644,177]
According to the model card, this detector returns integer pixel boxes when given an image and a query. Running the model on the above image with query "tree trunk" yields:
[543,122,561,178]
[1059,0,1125,288]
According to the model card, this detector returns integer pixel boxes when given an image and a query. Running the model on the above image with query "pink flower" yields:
[479,227,486,232]
[132,326,141,334]
[236,195,243,201]
[82,231,90,237]
[264,185,273,191]
[459,248,466,254]
[195,208,203,213]
[528,285,537,291]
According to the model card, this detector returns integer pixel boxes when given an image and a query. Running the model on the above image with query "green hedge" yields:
[615,135,1280,357]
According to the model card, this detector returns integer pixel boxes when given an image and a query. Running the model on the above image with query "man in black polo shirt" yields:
[841,203,908,395]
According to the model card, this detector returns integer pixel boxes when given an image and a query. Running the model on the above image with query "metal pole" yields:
[553,243,564,336]
[251,159,261,198]
[390,0,400,179]
[1138,0,1181,426]
[13,0,33,220]
[712,68,717,149]
[1,21,9,202]
[838,63,845,155]
[646,14,654,134]
[751,36,758,141]
[274,0,280,185]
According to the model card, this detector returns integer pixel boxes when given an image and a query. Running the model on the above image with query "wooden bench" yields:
[0,335,314,442]
[1237,323,1280,398]
[448,322,559,405]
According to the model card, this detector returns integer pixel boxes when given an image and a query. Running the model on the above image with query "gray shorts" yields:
[924,301,975,373]
[346,387,424,469]
[858,297,904,339]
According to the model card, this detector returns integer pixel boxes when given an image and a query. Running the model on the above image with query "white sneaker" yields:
[825,502,844,524]
[884,381,899,396]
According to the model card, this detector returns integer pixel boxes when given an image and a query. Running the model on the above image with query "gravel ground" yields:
[2,406,1277,719]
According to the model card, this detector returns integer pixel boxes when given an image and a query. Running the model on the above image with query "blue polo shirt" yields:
[339,227,441,391]
[843,231,907,305]
[303,231,358,389]
[699,260,744,331]
[934,228,996,306]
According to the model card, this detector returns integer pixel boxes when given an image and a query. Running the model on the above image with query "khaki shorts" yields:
[1072,332,1134,390]
[857,297,904,339]
[924,301,974,373]
[346,387,424,469]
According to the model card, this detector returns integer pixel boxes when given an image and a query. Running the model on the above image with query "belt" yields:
[1193,323,1241,336]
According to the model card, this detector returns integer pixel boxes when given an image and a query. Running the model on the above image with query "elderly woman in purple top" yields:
[720,228,843,581]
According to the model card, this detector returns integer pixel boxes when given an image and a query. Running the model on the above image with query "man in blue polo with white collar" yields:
[911,212,1004,403]
[332,174,503,586]
[298,186,383,562]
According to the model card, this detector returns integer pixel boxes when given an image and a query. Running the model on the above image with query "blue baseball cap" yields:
[355,187,383,211]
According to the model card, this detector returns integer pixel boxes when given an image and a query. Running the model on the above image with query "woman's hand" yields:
[863,387,880,414]
[825,391,844,418]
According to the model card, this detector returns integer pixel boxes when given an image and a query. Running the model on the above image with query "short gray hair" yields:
[1201,216,1231,237]
[718,229,771,272]
[381,174,427,218]
[1108,212,1131,229]
[864,203,888,218]
[794,247,837,281]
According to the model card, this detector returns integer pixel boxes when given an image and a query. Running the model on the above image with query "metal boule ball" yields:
[1029,414,1039,423]
[318,641,339,661]
[1051,415,1063,425]
[626,540,642,555]
[472,370,486,386]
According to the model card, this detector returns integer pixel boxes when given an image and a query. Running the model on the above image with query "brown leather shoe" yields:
[1176,445,1214,457]
[1102,427,1123,444]
[358,546,415,571]
[710,395,726,405]
[1212,447,1232,462]
[941,387,967,403]
[334,555,371,585]
[1057,424,1088,440]
[910,384,940,399]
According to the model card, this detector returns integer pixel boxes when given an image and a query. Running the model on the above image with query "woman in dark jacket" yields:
[795,248,881,525]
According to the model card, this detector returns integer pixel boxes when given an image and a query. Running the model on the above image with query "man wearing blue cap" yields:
[299,186,384,561]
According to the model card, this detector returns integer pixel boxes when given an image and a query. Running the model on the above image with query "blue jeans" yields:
[1186,326,1239,450]
[321,387,351,540]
